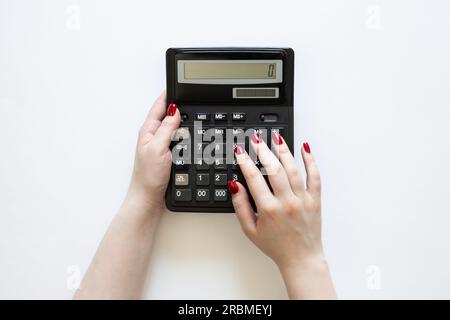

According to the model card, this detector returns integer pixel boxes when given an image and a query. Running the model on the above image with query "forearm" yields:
[74,191,162,299]
[279,256,337,300]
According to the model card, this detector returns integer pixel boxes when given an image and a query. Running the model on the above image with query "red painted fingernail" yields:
[234,146,245,155]
[303,142,311,153]
[167,103,177,116]
[272,132,283,145]
[227,181,239,194]
[251,133,261,144]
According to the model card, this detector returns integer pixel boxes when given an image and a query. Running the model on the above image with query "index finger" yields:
[235,146,275,206]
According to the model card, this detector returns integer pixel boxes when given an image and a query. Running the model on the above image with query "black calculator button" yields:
[194,142,207,155]
[260,114,278,123]
[196,113,210,121]
[181,113,188,122]
[214,127,226,136]
[174,159,188,170]
[214,173,227,186]
[232,128,244,134]
[196,173,210,186]
[232,112,246,121]
[173,127,190,141]
[195,159,210,170]
[174,189,191,201]
[174,173,189,186]
[250,128,269,144]
[232,172,244,182]
[214,189,228,201]
[269,128,285,148]
[271,128,285,136]
[195,127,207,137]
[212,143,226,158]
[214,113,228,121]
[214,158,227,170]
[231,128,245,145]
[232,172,246,188]
[173,143,190,157]
[196,189,210,201]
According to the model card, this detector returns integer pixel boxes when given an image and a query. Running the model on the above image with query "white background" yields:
[1,0,450,299]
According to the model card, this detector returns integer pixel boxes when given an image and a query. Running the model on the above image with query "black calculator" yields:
[165,47,294,213]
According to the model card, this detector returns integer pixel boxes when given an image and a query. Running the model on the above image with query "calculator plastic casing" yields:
[165,47,294,213]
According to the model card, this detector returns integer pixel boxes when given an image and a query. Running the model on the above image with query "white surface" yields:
[1,0,450,299]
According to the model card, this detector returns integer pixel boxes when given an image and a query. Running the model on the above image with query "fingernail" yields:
[167,103,177,116]
[303,142,311,154]
[227,181,239,194]
[272,132,283,145]
[234,146,245,155]
[251,133,261,144]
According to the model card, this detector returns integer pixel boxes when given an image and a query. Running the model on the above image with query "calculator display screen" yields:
[177,60,283,84]
[185,62,275,79]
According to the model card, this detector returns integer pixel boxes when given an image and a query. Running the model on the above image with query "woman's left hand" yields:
[127,92,180,214]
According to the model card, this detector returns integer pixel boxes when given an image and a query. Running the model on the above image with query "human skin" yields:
[74,92,336,299]
[229,134,336,299]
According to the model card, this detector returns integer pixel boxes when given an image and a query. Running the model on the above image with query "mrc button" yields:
[195,113,210,121]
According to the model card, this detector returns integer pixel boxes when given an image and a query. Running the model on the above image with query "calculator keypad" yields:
[169,110,288,210]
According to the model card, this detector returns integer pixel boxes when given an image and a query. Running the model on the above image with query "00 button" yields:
[196,189,210,201]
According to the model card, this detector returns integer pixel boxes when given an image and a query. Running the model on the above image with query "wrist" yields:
[121,186,165,220]
[277,254,336,300]
[277,253,329,278]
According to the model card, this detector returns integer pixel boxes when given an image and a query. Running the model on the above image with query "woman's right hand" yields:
[228,133,336,299]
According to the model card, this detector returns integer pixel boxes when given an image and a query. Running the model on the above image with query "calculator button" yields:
[232,128,245,136]
[214,173,227,186]
[232,172,246,188]
[214,158,227,170]
[250,128,269,143]
[270,128,285,136]
[215,113,228,121]
[174,189,192,201]
[214,189,228,201]
[173,143,190,157]
[173,127,191,141]
[174,159,189,170]
[194,142,207,155]
[231,128,245,144]
[196,189,210,201]
[232,112,246,121]
[260,114,278,122]
[232,172,244,183]
[195,159,210,170]
[195,128,208,137]
[174,173,189,186]
[269,128,285,148]
[212,143,225,158]
[196,113,210,121]
[214,127,226,136]
[196,173,210,186]
[181,113,188,122]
